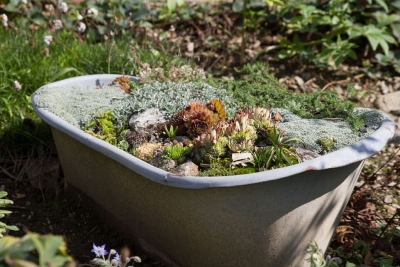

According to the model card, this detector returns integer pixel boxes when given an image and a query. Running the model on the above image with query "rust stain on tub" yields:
[305,166,318,171]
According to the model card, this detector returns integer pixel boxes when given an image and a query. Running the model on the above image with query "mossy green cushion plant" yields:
[215,63,365,131]
[162,144,192,164]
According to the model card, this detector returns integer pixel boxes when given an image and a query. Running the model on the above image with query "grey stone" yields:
[384,195,393,204]
[129,108,166,134]
[375,91,400,116]
[149,146,178,172]
[295,148,320,162]
[381,80,390,94]
[172,162,199,176]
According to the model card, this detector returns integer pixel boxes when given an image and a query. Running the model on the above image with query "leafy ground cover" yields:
[0,0,400,266]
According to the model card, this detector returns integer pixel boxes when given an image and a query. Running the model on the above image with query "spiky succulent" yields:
[241,106,274,130]
[193,129,218,147]
[162,144,192,164]
[259,127,300,169]
[226,114,257,138]
[192,128,229,163]
[227,134,255,153]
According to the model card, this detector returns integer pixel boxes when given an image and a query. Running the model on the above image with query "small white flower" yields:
[13,81,22,91]
[87,8,98,18]
[21,0,27,4]
[53,20,62,30]
[77,14,83,21]
[170,25,175,32]
[76,22,86,33]
[59,2,68,13]
[44,35,53,45]
[1,14,8,27]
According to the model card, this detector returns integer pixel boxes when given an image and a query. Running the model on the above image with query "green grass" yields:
[0,19,185,159]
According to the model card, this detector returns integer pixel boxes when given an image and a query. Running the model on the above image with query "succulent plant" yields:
[185,109,214,138]
[193,129,218,147]
[192,129,228,162]
[164,125,178,138]
[224,113,257,153]
[210,136,228,158]
[207,98,227,120]
[253,147,273,171]
[162,144,192,164]
[192,129,223,163]
[243,106,275,131]
[257,127,300,169]
[169,101,222,138]
[227,135,254,153]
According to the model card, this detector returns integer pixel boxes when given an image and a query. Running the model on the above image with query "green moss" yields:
[83,111,126,148]
[233,167,257,175]
[198,168,233,177]
[213,63,365,131]
[197,158,234,176]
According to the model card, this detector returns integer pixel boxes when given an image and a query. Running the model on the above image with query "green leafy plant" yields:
[273,0,400,70]
[253,147,271,171]
[162,144,192,164]
[306,242,342,267]
[0,191,18,238]
[0,233,74,267]
[260,127,300,169]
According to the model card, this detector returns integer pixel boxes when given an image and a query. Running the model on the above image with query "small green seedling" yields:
[164,125,178,138]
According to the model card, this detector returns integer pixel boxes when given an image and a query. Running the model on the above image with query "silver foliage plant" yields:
[111,81,238,127]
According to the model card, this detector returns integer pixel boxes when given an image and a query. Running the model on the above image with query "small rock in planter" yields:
[150,146,177,171]
[172,162,199,176]
[231,153,254,167]
[295,148,320,162]
[129,108,166,135]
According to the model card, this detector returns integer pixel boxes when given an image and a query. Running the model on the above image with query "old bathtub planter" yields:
[32,75,397,267]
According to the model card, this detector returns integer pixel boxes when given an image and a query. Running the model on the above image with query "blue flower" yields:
[111,252,120,264]
[91,243,109,258]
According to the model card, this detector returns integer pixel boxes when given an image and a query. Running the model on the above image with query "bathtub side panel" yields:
[52,127,362,267]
